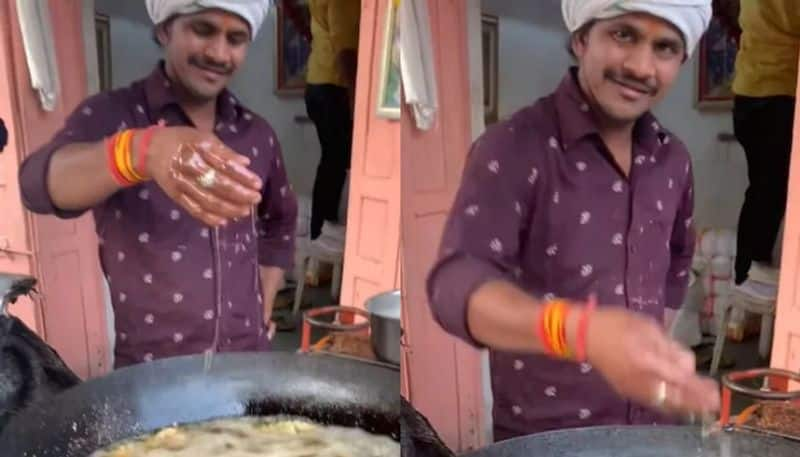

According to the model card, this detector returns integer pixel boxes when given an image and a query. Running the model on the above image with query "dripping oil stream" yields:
[204,225,223,373]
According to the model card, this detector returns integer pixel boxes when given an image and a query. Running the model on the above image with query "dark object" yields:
[713,0,742,42]
[732,95,795,285]
[280,0,312,43]
[0,277,82,434]
[1,277,38,309]
[401,397,455,457]
[461,426,800,457]
[0,117,7,153]
[306,83,353,240]
[0,352,399,456]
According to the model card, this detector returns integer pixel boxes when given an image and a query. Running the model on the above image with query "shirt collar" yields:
[554,67,666,153]
[144,61,240,124]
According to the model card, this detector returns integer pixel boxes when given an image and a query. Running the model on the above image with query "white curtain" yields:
[15,0,61,112]
[399,0,438,131]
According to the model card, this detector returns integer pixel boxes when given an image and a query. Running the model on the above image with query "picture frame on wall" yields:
[696,14,738,110]
[95,13,112,93]
[482,14,499,125]
[275,0,311,96]
[376,0,401,120]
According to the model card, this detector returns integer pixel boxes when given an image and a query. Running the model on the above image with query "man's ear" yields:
[154,22,170,47]
[569,22,593,60]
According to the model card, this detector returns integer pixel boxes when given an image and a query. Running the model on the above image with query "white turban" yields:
[146,0,273,39]
[562,0,712,57]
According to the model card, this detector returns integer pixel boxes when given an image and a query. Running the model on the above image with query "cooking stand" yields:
[719,367,800,442]
[297,305,399,371]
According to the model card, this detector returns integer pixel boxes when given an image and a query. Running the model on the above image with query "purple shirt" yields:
[426,70,695,440]
[19,64,298,369]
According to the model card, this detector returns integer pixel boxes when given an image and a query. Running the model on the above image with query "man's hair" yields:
[566,20,596,59]
[151,17,176,48]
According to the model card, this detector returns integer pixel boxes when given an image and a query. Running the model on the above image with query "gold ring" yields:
[653,380,667,408]
[197,169,216,189]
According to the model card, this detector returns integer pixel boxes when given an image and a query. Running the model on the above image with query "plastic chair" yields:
[292,238,344,320]
[709,292,776,376]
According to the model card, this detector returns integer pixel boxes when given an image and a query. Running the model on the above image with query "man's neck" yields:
[182,100,218,132]
[575,69,636,176]
[164,65,219,132]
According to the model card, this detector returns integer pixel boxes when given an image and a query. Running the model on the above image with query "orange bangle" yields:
[114,130,136,183]
[560,304,572,359]
[539,299,573,358]
[107,134,129,186]
[538,301,556,355]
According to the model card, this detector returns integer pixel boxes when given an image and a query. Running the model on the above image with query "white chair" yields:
[292,237,344,320]
[709,291,776,376]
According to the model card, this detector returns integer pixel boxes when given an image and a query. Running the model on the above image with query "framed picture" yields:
[275,0,312,96]
[482,14,499,125]
[696,14,738,110]
[95,13,112,92]
[376,0,401,120]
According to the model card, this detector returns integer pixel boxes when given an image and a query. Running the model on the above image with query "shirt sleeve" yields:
[426,123,536,347]
[665,160,696,309]
[18,93,117,219]
[328,0,361,56]
[257,136,298,270]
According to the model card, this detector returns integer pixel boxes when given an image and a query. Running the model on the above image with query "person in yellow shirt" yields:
[723,0,800,301]
[304,0,361,241]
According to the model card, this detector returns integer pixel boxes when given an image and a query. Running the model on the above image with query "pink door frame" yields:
[0,0,109,378]
[771,51,800,388]
[340,0,402,311]
[401,0,486,452]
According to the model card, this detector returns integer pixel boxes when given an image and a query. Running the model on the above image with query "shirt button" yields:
[629,244,637,254]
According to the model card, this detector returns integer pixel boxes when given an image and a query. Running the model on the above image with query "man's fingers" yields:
[197,141,263,190]
[183,165,262,206]
[662,377,720,415]
[173,173,251,220]
[173,148,261,207]
[174,193,227,227]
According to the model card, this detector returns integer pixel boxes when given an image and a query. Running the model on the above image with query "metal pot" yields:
[366,290,401,365]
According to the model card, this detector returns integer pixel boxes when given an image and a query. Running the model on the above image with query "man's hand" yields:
[586,308,720,416]
[146,127,263,227]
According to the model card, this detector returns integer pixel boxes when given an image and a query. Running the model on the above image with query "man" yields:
[305,0,360,241]
[728,0,799,301]
[18,0,297,369]
[427,0,719,441]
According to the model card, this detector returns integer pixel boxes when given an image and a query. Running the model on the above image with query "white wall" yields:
[481,0,748,232]
[93,0,321,198]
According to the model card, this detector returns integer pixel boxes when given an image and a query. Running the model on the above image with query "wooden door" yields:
[0,1,38,329]
[400,0,486,451]
[1,0,109,378]
[771,55,800,389]
[340,0,402,310]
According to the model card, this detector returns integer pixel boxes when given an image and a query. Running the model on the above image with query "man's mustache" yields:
[604,69,658,96]
[189,56,233,76]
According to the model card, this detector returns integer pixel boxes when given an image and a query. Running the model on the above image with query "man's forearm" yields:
[46,140,123,211]
[259,266,285,321]
[467,280,580,354]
